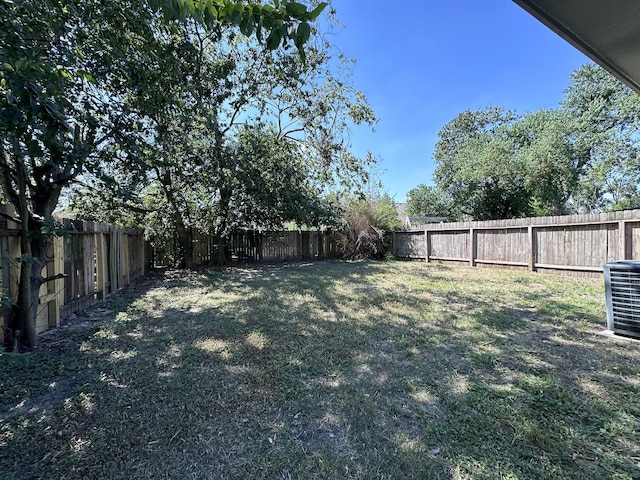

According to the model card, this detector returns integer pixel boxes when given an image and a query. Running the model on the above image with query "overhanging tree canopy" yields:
[69,11,377,268]
[0,0,327,349]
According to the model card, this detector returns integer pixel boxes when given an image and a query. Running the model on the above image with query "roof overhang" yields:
[512,0,640,93]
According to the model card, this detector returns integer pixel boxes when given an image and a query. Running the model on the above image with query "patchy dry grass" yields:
[1,261,639,479]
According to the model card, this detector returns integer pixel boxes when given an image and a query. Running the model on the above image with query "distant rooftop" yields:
[395,203,448,229]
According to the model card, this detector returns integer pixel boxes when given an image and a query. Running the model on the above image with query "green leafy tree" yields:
[0,0,326,349]
[71,14,376,267]
[561,64,640,212]
[228,126,336,230]
[0,0,107,350]
[428,66,640,221]
[405,184,458,219]
[204,34,376,265]
[433,107,534,220]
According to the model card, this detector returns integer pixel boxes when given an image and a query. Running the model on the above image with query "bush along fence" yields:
[0,205,151,336]
[393,209,640,278]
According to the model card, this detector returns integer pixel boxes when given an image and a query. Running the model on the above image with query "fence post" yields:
[393,231,397,258]
[83,223,94,299]
[123,233,130,285]
[424,229,430,263]
[302,231,310,260]
[139,234,145,277]
[619,220,628,260]
[528,225,536,271]
[469,228,476,267]
[109,226,122,291]
[47,235,65,329]
[317,230,324,259]
[95,231,109,299]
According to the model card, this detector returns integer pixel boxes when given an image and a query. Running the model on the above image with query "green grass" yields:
[1,260,639,479]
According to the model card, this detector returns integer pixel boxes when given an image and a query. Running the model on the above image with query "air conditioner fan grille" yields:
[605,264,640,338]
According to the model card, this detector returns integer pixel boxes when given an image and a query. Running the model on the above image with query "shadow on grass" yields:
[1,260,638,479]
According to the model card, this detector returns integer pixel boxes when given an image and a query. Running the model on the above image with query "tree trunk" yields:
[215,233,226,267]
[10,162,37,349]
[215,183,232,267]
[11,169,61,350]
[15,257,34,349]
[15,206,36,349]
[174,217,193,268]
[155,167,194,269]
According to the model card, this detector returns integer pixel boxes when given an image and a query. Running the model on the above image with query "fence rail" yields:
[1,205,151,336]
[393,209,640,277]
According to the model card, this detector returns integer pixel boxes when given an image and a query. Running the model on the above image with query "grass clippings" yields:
[1,261,639,479]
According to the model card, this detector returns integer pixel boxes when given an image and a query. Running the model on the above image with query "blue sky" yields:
[324,0,590,201]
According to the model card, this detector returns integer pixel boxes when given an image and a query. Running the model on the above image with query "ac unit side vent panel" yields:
[604,262,640,338]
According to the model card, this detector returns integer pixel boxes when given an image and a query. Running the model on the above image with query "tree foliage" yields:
[0,0,327,349]
[562,64,640,212]
[427,65,640,221]
[229,126,337,231]
[69,11,377,267]
[433,107,534,220]
[405,184,457,219]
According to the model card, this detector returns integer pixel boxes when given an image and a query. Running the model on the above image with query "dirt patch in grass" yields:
[1,261,639,479]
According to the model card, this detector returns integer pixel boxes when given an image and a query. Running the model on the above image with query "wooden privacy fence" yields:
[0,205,151,335]
[157,229,339,266]
[230,230,339,263]
[393,209,640,278]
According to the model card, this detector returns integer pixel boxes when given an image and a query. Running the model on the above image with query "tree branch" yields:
[42,273,67,283]
[0,212,22,225]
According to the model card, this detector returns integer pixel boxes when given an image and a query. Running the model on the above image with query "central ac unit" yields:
[604,261,640,338]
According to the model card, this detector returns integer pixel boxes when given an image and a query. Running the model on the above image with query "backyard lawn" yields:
[1,260,639,479]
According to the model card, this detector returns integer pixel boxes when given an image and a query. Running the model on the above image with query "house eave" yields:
[512,0,640,94]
